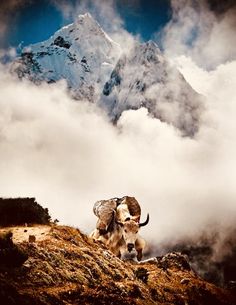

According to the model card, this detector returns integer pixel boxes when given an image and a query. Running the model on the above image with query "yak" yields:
[90,196,149,261]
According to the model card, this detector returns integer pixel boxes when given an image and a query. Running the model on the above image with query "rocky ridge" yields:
[0,225,235,305]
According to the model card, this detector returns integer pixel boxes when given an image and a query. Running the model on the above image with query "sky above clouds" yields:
[0,0,236,264]
[0,0,171,49]
[1,0,235,68]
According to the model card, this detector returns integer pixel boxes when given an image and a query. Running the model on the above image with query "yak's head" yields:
[117,214,149,252]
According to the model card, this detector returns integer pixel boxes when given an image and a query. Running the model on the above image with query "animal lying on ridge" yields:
[90,196,149,261]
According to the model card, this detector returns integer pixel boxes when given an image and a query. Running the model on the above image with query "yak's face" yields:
[118,214,149,252]
[122,220,140,252]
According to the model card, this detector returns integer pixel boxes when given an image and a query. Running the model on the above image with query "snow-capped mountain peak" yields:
[13,13,121,100]
[13,14,202,136]
[102,40,202,136]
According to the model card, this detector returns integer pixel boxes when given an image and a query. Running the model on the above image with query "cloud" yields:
[52,0,123,32]
[0,53,236,241]
[160,0,236,69]
[52,0,140,28]
[206,0,236,14]
[145,0,236,282]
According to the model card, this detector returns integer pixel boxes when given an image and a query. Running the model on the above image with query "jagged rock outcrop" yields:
[156,252,192,271]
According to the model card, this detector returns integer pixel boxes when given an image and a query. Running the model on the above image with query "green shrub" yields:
[0,197,51,226]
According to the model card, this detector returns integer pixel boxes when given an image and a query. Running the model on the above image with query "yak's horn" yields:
[139,213,149,227]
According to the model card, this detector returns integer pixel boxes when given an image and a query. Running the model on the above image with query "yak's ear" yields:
[132,215,140,223]
[125,217,130,221]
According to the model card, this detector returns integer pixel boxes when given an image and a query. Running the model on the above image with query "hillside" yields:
[0,225,235,305]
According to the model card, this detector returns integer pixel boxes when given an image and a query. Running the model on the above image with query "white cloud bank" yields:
[0,55,236,244]
[162,0,236,69]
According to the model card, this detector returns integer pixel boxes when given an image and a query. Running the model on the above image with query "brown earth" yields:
[0,225,235,305]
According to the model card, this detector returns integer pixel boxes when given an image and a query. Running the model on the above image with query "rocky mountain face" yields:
[12,13,202,137]
[102,41,202,136]
[12,13,121,101]
[0,225,235,305]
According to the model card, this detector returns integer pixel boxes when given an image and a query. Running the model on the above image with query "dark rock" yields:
[156,252,191,271]
[103,60,123,96]
[15,52,42,78]
[53,36,71,49]
[134,267,149,284]
[29,235,36,243]
[81,56,87,64]
[67,53,76,63]
[226,280,236,291]
[37,51,49,58]
[80,56,90,72]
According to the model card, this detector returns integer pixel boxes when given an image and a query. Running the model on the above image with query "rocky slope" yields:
[12,13,202,137]
[0,225,235,305]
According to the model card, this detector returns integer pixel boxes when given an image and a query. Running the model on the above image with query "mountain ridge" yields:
[101,40,202,136]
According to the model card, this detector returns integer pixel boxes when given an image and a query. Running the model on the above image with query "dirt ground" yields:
[0,225,51,243]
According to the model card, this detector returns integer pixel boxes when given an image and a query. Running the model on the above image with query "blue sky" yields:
[2,0,171,49]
